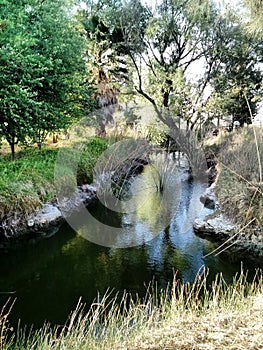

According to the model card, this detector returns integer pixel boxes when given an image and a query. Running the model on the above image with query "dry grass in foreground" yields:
[127,292,263,350]
[1,269,262,350]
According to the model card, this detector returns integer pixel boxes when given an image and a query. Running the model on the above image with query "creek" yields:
[0,161,262,330]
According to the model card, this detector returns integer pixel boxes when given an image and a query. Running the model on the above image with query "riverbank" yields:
[0,135,151,242]
[1,269,262,350]
[0,137,107,240]
[1,128,263,257]
[194,127,263,256]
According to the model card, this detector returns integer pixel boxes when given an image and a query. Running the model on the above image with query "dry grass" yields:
[1,270,262,350]
[126,293,263,350]
[210,127,263,229]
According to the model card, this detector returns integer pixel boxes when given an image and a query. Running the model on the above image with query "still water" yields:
[0,164,262,329]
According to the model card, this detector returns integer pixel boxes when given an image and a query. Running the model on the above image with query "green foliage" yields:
[83,0,240,131]
[79,0,133,91]
[209,18,263,125]
[77,137,108,184]
[145,124,167,145]
[0,148,59,225]
[0,0,95,158]
[123,0,220,122]
[79,0,263,133]
[243,0,263,36]
[0,137,108,232]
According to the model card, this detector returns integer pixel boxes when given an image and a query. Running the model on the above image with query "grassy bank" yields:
[0,137,107,237]
[206,127,263,229]
[0,269,262,350]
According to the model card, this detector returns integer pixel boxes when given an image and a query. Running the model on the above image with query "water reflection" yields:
[0,164,262,329]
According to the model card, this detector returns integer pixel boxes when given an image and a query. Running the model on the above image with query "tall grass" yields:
[0,269,262,350]
[94,138,150,203]
[76,137,108,184]
[215,127,263,228]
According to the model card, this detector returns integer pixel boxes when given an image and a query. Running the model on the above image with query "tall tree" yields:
[0,0,94,158]
[78,0,132,134]
[118,0,221,130]
[208,14,263,125]
[80,0,262,134]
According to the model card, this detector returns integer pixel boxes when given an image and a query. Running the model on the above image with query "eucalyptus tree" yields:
[0,0,94,158]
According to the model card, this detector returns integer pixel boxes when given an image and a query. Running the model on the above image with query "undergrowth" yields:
[0,148,59,228]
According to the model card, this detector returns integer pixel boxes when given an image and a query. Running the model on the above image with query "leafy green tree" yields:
[0,0,94,158]
[78,0,262,135]
[0,1,35,157]
[208,19,263,125]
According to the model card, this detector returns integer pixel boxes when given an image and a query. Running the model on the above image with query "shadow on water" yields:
[0,165,262,330]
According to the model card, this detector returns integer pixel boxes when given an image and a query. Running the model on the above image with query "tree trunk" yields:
[10,141,15,161]
[163,91,169,108]
[53,133,58,143]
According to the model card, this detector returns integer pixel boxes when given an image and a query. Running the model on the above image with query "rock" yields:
[200,194,216,209]
[58,184,98,216]
[81,184,97,194]
[194,212,263,256]
[200,185,217,209]
[29,204,62,227]
[205,150,218,185]
[194,214,236,237]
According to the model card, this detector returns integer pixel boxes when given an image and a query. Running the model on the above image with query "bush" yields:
[77,137,108,184]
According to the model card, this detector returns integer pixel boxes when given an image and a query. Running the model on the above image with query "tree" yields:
[208,16,263,125]
[243,0,263,36]
[118,0,222,130]
[79,0,222,134]
[0,0,94,158]
[78,0,133,134]
[79,0,262,135]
